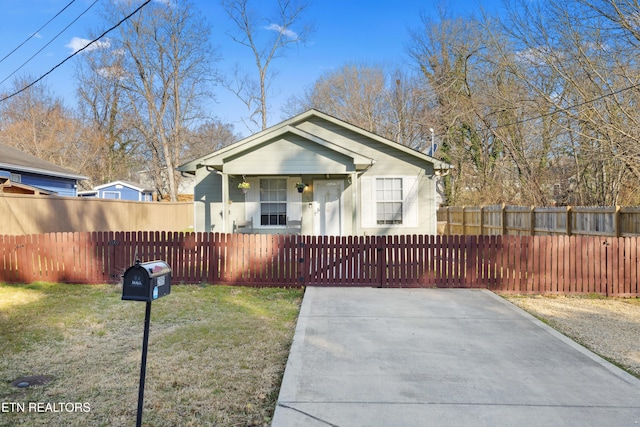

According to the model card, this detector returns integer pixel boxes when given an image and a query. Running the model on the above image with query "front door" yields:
[313,180,343,236]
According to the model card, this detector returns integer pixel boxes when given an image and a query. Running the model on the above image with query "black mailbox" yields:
[122,260,171,302]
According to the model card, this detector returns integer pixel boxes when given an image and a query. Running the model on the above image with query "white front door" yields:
[313,180,343,236]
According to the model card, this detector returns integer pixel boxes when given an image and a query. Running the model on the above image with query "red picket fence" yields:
[0,232,638,296]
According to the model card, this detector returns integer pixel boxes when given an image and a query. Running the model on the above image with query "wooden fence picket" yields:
[6,235,16,283]
[0,235,6,283]
[629,237,638,296]
[463,235,474,288]
[0,231,638,296]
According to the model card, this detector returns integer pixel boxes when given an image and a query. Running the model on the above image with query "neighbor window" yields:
[376,178,403,224]
[103,191,121,199]
[260,178,287,226]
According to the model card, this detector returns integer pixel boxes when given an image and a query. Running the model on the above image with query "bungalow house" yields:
[0,142,87,197]
[79,180,154,201]
[178,110,452,236]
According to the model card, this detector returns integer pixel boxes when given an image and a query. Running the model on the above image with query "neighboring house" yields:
[0,142,87,197]
[178,109,452,236]
[136,168,196,201]
[81,180,154,201]
[77,190,98,198]
[0,176,54,195]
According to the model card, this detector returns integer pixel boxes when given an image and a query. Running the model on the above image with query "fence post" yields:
[501,203,507,235]
[462,206,466,235]
[479,206,484,236]
[614,205,621,237]
[530,206,535,236]
[446,207,451,236]
[377,236,386,286]
[566,206,572,236]
[298,236,308,287]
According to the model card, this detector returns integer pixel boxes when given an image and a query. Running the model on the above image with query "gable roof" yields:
[0,142,88,181]
[178,109,452,173]
[93,180,154,192]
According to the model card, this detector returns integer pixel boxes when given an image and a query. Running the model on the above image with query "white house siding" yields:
[222,136,355,175]
[183,111,447,236]
[296,118,437,235]
[193,167,223,232]
[358,171,436,236]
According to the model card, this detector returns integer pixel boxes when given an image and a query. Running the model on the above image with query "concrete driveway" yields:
[272,288,640,427]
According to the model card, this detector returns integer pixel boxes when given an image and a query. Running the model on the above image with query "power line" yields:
[0,0,100,87]
[493,82,640,130]
[0,0,152,104]
[0,0,77,65]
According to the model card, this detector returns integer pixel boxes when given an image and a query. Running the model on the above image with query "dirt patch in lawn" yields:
[502,294,640,378]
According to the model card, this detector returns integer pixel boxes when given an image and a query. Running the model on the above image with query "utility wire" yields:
[492,82,640,130]
[0,0,77,65]
[0,0,151,103]
[0,0,100,87]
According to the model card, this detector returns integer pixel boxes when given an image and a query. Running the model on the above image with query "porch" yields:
[228,174,354,237]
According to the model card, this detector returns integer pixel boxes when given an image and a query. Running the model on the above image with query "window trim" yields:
[102,191,121,199]
[244,176,302,229]
[375,177,404,225]
[259,177,288,227]
[361,175,419,228]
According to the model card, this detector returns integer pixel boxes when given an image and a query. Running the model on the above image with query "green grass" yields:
[0,283,303,426]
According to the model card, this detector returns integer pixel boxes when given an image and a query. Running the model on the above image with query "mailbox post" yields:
[122,260,171,427]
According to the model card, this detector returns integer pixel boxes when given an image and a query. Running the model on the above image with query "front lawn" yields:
[0,283,303,426]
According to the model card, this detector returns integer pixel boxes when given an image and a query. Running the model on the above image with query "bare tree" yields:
[294,63,388,132]
[385,69,433,151]
[221,0,314,131]
[404,0,640,207]
[75,47,141,186]
[0,78,90,181]
[286,63,431,149]
[498,0,640,205]
[185,119,242,161]
[82,0,218,201]
[408,14,517,205]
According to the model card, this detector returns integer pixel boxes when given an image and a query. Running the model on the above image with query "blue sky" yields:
[0,0,504,134]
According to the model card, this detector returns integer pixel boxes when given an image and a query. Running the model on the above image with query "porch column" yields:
[221,172,228,233]
[351,172,359,235]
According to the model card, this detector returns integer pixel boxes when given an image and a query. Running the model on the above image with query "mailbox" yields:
[122,260,171,302]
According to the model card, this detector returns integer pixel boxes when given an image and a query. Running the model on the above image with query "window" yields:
[361,176,418,228]
[376,178,403,224]
[260,178,287,226]
[10,173,21,183]
[103,191,121,199]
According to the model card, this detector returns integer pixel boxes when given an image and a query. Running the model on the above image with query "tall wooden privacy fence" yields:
[438,204,640,237]
[1,232,638,296]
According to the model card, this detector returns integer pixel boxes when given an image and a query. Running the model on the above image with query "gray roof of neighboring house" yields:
[0,142,88,181]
